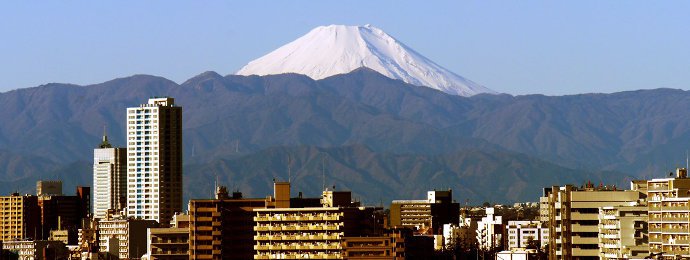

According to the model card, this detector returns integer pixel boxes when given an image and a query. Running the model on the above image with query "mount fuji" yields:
[236,24,496,96]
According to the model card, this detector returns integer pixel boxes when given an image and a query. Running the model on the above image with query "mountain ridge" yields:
[0,70,688,202]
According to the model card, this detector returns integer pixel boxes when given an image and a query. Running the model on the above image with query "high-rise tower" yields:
[93,132,127,219]
[126,97,182,225]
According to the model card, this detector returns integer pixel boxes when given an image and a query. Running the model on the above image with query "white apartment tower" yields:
[93,133,127,218]
[126,97,183,226]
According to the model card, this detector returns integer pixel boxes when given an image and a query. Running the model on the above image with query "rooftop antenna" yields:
[322,155,326,191]
[686,150,688,170]
[288,154,292,182]
[191,144,195,157]
[235,140,239,153]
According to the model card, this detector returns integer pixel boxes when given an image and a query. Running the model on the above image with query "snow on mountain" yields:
[236,24,497,96]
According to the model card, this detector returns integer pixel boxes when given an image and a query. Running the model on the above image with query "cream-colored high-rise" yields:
[126,97,182,226]
[648,168,690,258]
[93,134,127,219]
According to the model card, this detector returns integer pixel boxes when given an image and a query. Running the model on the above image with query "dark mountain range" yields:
[0,68,687,203]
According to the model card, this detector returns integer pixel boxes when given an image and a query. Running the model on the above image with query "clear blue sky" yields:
[1,1,689,95]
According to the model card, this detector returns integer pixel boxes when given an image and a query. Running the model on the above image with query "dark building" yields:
[389,190,460,235]
[37,185,90,242]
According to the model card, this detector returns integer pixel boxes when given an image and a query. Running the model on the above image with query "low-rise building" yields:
[2,240,67,260]
[506,221,548,250]
[146,214,189,260]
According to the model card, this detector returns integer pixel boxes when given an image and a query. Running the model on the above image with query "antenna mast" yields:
[322,155,326,191]
[288,155,292,182]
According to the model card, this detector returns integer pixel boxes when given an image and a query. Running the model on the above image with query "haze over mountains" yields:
[0,68,688,204]
[1,24,687,204]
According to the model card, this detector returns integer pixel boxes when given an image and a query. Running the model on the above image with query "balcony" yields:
[254,226,269,231]
[663,206,690,211]
[254,235,269,240]
[254,216,269,222]
[663,228,690,233]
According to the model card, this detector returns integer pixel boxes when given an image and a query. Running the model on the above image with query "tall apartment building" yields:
[93,133,127,219]
[389,190,459,234]
[506,220,548,250]
[541,184,644,260]
[647,168,690,258]
[0,193,40,241]
[598,205,648,259]
[126,97,183,226]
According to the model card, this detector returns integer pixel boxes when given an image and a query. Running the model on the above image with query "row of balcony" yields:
[254,253,341,259]
[254,243,342,251]
[649,227,690,233]
[254,215,341,222]
[649,206,690,211]
[649,216,690,222]
[254,225,342,232]
[254,234,341,241]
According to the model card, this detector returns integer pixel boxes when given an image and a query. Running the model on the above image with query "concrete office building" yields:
[0,193,40,241]
[389,190,459,234]
[93,133,127,219]
[36,181,62,196]
[598,205,648,259]
[647,168,690,258]
[506,221,548,250]
[541,184,644,259]
[126,97,183,226]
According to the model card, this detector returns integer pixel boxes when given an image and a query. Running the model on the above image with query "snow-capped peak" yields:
[236,24,496,96]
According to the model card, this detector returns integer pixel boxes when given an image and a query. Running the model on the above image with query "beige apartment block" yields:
[598,205,648,259]
[0,194,40,241]
[648,168,690,258]
[542,184,643,260]
[126,97,183,226]
[253,190,380,259]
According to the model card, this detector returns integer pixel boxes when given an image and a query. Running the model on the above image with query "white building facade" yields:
[476,207,503,250]
[93,134,127,219]
[126,97,183,225]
